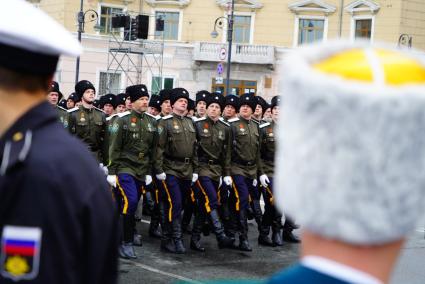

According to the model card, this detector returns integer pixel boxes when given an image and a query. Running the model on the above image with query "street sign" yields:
[215,77,224,84]
[217,63,224,75]
[219,47,226,61]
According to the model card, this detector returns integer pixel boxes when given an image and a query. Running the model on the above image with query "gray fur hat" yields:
[275,41,425,245]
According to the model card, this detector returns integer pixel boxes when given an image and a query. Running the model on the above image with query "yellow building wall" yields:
[400,0,425,50]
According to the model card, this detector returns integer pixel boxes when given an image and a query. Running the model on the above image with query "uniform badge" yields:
[158,126,164,135]
[218,130,224,140]
[268,128,274,137]
[173,122,179,130]
[131,117,137,128]
[80,113,85,122]
[1,226,42,281]
[203,122,209,134]
[111,123,119,134]
[239,123,245,133]
[147,123,152,131]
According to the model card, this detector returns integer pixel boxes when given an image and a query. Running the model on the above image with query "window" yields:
[154,12,180,40]
[99,5,123,35]
[151,76,174,95]
[298,19,324,45]
[354,19,372,40]
[211,79,257,96]
[98,72,121,96]
[233,15,251,44]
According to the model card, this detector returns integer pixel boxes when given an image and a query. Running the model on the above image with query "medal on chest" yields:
[80,112,86,122]
[173,121,179,130]
[268,128,274,137]
[239,123,245,133]
[203,122,209,134]
[130,117,137,128]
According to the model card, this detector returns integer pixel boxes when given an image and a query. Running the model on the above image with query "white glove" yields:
[192,173,199,183]
[223,176,232,186]
[219,177,223,188]
[99,163,108,175]
[145,175,152,186]
[107,175,116,187]
[156,172,166,181]
[252,179,258,187]
[259,174,270,188]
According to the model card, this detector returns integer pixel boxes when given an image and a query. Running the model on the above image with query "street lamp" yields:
[75,0,100,85]
[211,0,235,96]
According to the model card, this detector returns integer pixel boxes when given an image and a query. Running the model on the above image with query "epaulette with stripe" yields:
[259,122,271,129]
[118,111,130,118]
[67,107,79,113]
[145,112,161,120]
[106,113,118,121]
[219,119,230,127]
[251,118,260,124]
[57,105,67,111]
[162,115,173,120]
[228,117,239,123]
[93,106,105,113]
[193,116,206,122]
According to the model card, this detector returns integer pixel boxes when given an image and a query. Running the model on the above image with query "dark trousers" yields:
[261,178,283,233]
[161,175,192,222]
[116,174,144,215]
[230,175,260,212]
[194,176,220,213]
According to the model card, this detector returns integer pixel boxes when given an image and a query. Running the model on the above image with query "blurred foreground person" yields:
[0,1,118,283]
[269,42,425,284]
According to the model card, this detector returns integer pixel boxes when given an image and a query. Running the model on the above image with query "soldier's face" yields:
[263,108,272,119]
[148,107,160,116]
[239,104,253,119]
[103,104,114,115]
[254,104,263,117]
[173,98,188,113]
[82,89,95,103]
[161,100,172,115]
[223,105,236,118]
[47,92,59,105]
[125,97,132,110]
[207,103,221,120]
[187,109,195,117]
[66,99,75,109]
[116,104,126,113]
[196,101,207,116]
[132,96,149,113]
[272,106,279,121]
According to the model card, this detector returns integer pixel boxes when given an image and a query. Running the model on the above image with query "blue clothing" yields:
[267,263,349,284]
[194,176,220,212]
[161,174,192,221]
[116,173,144,215]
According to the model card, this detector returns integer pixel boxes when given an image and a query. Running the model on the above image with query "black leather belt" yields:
[164,153,192,164]
[261,152,274,162]
[232,157,256,166]
[199,157,220,165]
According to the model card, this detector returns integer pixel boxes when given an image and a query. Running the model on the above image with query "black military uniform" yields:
[0,2,118,282]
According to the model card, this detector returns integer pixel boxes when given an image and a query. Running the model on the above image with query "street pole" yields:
[338,0,344,38]
[225,0,234,96]
[75,0,84,85]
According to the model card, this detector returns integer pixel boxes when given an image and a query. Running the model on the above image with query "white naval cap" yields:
[0,0,82,75]
[275,41,425,245]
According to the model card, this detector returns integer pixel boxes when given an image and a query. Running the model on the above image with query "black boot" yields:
[120,215,137,259]
[209,209,234,249]
[258,224,273,247]
[190,210,205,252]
[159,202,176,253]
[284,217,300,230]
[226,207,240,249]
[282,230,300,243]
[272,212,283,246]
[238,209,252,252]
[182,203,194,234]
[172,217,186,254]
[132,217,142,246]
[142,191,154,216]
[149,203,162,238]
[252,199,263,233]
[272,229,283,246]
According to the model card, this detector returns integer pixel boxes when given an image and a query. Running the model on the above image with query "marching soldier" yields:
[68,80,107,165]
[66,92,79,109]
[252,95,267,123]
[159,89,172,116]
[195,90,210,118]
[148,94,161,116]
[257,96,283,247]
[47,81,69,129]
[225,93,261,251]
[222,95,239,121]
[187,98,195,117]
[190,94,234,251]
[0,1,118,283]
[116,93,127,113]
[155,88,198,254]
[107,84,158,259]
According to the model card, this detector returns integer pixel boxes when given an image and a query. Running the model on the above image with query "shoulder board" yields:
[162,115,173,120]
[67,107,79,113]
[193,116,206,122]
[144,112,161,120]
[57,105,67,111]
[218,119,230,127]
[252,119,260,124]
[118,111,130,118]
[106,113,118,121]
[144,112,156,119]
[228,117,239,123]
[219,117,225,121]
[259,122,271,129]
[93,106,104,113]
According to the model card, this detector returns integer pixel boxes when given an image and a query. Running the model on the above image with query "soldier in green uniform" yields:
[68,80,107,165]
[107,84,158,259]
[225,93,261,251]
[47,81,69,129]
[115,93,127,113]
[252,95,267,123]
[66,92,79,109]
[158,89,172,116]
[195,90,209,118]
[222,95,239,121]
[100,93,117,117]
[190,94,234,251]
[155,88,198,254]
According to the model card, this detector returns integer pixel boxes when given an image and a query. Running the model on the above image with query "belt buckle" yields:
[208,160,214,165]
[247,161,253,166]
[184,158,190,164]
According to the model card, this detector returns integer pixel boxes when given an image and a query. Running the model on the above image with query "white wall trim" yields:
[345,0,380,14]
[293,15,328,47]
[216,0,263,10]
[289,0,336,14]
[350,14,375,42]
[146,0,190,7]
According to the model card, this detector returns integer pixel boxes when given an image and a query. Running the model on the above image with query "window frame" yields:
[97,3,126,36]
[149,74,176,95]
[350,15,375,42]
[96,70,124,97]
[293,15,328,47]
[223,11,255,45]
[150,8,183,41]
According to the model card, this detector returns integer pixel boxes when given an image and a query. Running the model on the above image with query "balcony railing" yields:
[193,42,275,65]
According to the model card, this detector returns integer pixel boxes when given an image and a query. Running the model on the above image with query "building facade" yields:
[30,0,425,101]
